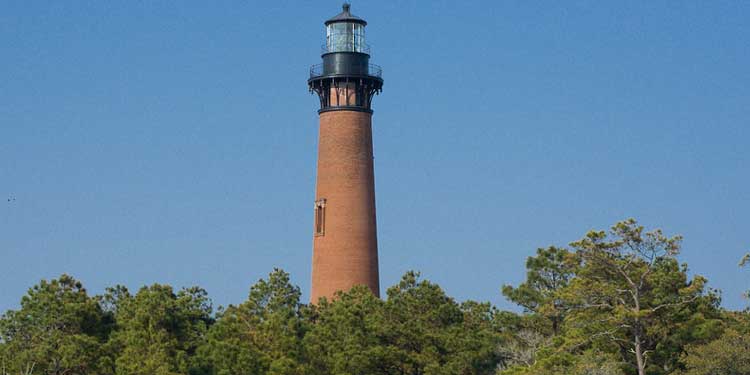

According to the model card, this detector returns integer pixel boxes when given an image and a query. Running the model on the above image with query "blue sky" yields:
[1,1,748,312]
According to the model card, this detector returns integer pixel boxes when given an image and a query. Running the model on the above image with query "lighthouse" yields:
[308,3,383,302]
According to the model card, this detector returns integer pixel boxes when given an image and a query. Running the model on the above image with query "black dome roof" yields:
[325,3,367,26]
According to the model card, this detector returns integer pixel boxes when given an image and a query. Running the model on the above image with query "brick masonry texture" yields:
[310,110,380,302]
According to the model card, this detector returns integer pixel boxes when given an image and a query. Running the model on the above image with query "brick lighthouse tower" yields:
[308,3,383,302]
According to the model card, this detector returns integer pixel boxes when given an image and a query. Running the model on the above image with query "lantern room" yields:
[324,4,368,54]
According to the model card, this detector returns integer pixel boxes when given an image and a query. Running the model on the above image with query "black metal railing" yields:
[309,63,382,79]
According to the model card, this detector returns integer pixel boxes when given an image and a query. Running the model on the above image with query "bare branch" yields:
[649,294,700,313]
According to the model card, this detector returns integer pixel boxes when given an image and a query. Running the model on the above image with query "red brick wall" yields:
[310,110,380,302]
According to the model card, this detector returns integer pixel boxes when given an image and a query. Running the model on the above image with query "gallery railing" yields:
[309,63,382,79]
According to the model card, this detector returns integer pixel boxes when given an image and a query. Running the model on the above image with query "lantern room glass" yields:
[326,22,366,53]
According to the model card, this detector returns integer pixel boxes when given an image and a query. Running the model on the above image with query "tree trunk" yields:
[634,332,646,375]
[633,289,646,375]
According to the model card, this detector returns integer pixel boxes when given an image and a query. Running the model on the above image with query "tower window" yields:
[314,199,326,236]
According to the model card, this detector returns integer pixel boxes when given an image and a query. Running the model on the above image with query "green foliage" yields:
[558,219,722,375]
[109,284,213,375]
[381,271,499,374]
[502,350,625,375]
[196,268,307,375]
[0,219,743,375]
[304,271,500,375]
[501,219,724,375]
[303,285,389,375]
[0,274,109,375]
[502,246,578,335]
[678,329,750,375]
[742,253,750,302]
[568,350,626,375]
